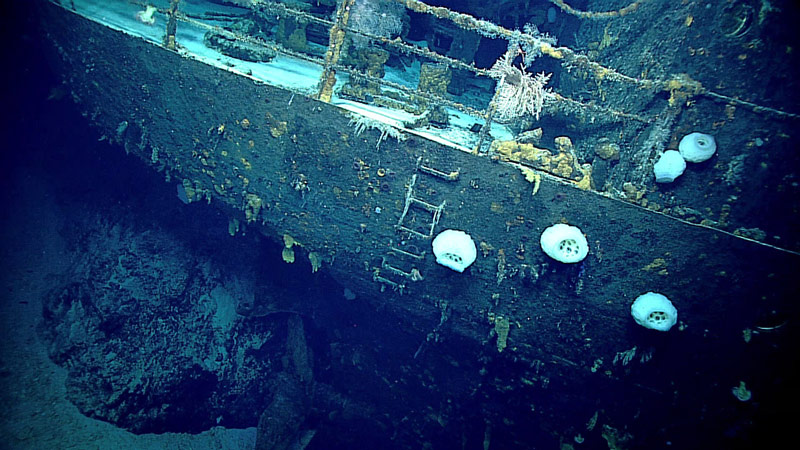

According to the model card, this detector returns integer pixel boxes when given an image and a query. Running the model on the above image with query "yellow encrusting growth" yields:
[641,257,669,275]
[519,167,542,196]
[539,42,563,59]
[308,252,322,273]
[228,218,240,236]
[282,233,301,264]
[494,315,510,352]
[317,0,355,102]
[663,73,704,107]
[575,164,593,191]
[244,193,263,222]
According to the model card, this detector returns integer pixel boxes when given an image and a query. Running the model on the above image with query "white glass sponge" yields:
[631,292,678,331]
[653,150,686,183]
[679,132,717,163]
[432,229,477,273]
[540,223,589,263]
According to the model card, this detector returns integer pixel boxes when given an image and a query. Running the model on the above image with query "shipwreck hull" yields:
[38,1,799,448]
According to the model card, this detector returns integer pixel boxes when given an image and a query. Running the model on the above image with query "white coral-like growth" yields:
[488,53,551,122]
[348,115,406,149]
[135,5,158,25]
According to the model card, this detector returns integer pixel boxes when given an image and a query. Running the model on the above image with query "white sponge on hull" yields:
[679,132,716,163]
[540,224,589,263]
[631,292,678,331]
[653,150,686,183]
[432,229,477,272]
